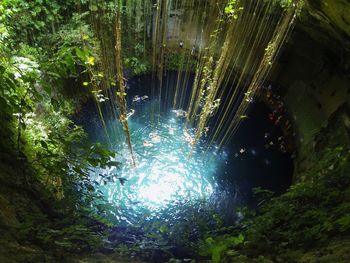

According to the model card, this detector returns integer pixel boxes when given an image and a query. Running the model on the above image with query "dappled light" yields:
[94,102,223,210]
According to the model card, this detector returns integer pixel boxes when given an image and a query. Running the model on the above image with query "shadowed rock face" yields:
[264,0,350,174]
[305,0,350,39]
[314,103,350,152]
[162,0,350,155]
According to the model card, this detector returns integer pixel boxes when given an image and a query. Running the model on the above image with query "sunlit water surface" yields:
[92,101,227,214]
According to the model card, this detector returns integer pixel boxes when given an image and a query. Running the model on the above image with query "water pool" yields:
[92,100,227,213]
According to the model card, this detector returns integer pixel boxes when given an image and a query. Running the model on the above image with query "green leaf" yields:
[51,98,59,112]
[89,5,98,11]
[47,71,61,79]
[40,140,48,149]
[0,65,5,74]
[20,121,26,131]
[106,161,121,167]
[212,244,226,263]
[159,225,168,233]
[87,158,99,166]
[87,185,95,192]
[75,47,89,61]
[206,237,214,244]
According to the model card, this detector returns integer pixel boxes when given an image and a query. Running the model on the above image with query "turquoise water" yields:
[92,101,227,214]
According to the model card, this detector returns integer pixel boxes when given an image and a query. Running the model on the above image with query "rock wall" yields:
[305,0,350,39]
[270,0,350,176]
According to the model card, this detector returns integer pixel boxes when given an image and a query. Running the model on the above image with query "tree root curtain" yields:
[85,0,302,156]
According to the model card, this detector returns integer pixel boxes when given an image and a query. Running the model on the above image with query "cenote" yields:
[1,0,350,262]
[72,72,294,260]
[76,72,294,215]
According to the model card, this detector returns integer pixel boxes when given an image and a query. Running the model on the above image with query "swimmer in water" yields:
[133,95,141,102]
[126,109,135,119]
[149,132,161,143]
[143,140,153,147]
[172,109,187,118]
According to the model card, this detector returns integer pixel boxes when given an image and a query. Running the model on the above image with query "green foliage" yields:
[264,0,296,9]
[109,200,225,261]
[224,0,244,20]
[122,42,151,75]
[278,0,294,9]
[199,234,244,262]
[166,53,197,72]
[124,56,150,75]
[2,0,76,46]
[0,47,116,249]
[194,146,350,262]
[45,12,99,81]
[0,3,118,257]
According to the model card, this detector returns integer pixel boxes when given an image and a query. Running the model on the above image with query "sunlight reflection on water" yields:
[93,102,226,211]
